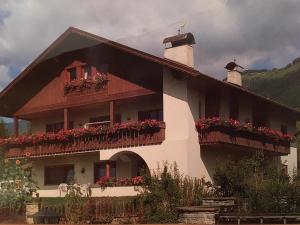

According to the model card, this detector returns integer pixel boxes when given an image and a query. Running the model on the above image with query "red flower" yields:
[132,176,144,185]
[196,117,295,142]
[0,120,160,148]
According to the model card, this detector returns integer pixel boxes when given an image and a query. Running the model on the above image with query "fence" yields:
[40,197,143,223]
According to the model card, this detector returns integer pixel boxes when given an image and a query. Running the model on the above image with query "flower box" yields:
[196,117,293,154]
[4,120,165,158]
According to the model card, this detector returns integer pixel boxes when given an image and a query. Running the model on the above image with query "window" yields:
[138,109,163,121]
[46,122,63,133]
[198,100,202,119]
[44,165,74,185]
[229,91,239,120]
[94,161,116,183]
[253,103,268,127]
[281,125,288,134]
[68,68,77,81]
[46,122,73,133]
[82,66,92,79]
[205,89,220,118]
[253,113,267,127]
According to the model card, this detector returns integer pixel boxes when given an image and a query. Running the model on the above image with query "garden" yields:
[0,148,300,224]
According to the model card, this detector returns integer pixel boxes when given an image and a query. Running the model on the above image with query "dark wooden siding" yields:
[15,46,163,118]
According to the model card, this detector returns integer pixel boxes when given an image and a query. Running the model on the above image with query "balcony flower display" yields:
[196,117,295,142]
[0,120,161,148]
[95,73,109,90]
[96,176,144,189]
[64,73,109,94]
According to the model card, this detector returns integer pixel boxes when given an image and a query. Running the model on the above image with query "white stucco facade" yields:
[22,38,298,197]
[29,66,299,197]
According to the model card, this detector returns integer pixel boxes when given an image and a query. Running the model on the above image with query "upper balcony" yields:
[3,120,165,158]
[196,118,294,155]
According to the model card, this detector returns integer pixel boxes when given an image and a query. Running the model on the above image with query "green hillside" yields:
[242,58,300,110]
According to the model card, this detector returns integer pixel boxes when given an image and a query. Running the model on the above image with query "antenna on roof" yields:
[177,22,186,34]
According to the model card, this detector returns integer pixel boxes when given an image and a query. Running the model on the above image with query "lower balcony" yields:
[196,118,293,155]
[3,120,165,158]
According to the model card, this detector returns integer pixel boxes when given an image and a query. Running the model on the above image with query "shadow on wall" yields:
[200,147,255,180]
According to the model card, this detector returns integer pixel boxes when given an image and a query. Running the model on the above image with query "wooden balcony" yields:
[199,130,290,155]
[5,122,165,158]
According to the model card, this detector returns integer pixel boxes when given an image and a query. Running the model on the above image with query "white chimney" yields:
[224,61,243,86]
[163,33,195,68]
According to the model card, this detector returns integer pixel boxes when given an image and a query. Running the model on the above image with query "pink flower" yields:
[195,117,295,142]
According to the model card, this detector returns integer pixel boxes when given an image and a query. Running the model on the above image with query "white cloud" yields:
[0,65,11,90]
[0,0,299,85]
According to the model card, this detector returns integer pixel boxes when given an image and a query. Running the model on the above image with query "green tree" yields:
[0,151,38,214]
[213,151,300,214]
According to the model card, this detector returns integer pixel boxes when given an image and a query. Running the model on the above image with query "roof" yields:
[1,26,300,119]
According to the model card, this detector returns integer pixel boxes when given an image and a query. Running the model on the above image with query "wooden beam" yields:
[13,116,19,137]
[15,89,156,118]
[64,108,69,130]
[110,100,114,126]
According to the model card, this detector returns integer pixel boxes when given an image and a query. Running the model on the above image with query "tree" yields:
[0,152,38,214]
[213,151,300,214]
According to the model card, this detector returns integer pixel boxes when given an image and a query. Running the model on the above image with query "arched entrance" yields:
[108,151,150,178]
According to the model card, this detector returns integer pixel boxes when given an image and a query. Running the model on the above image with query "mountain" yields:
[242,58,300,111]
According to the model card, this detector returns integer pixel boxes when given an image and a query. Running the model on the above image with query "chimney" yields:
[224,61,243,86]
[163,32,195,68]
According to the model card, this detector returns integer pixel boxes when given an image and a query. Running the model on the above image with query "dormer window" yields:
[83,65,92,80]
[68,68,77,81]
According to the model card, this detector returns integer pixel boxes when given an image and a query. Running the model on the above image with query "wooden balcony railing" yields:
[5,122,165,158]
[199,130,290,155]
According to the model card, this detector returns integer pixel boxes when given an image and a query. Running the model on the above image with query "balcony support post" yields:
[110,100,114,126]
[13,116,19,137]
[106,162,110,177]
[64,108,69,130]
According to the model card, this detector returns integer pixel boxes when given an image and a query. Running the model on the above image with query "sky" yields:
[0,0,300,91]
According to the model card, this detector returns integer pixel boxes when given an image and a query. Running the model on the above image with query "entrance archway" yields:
[109,151,150,178]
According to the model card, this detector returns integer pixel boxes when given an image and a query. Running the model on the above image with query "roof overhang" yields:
[0,27,300,120]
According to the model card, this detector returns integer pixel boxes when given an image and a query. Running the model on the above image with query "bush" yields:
[0,152,37,214]
[213,151,300,214]
[137,162,214,223]
[64,185,93,224]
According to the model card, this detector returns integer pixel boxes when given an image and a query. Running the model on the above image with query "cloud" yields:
[0,0,300,84]
[0,65,12,90]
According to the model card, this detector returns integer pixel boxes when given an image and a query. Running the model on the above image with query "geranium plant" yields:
[96,176,144,189]
[64,72,109,95]
[95,72,109,90]
[0,119,161,148]
[196,117,295,142]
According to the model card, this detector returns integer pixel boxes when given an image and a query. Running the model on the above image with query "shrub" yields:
[213,151,300,214]
[0,151,37,214]
[64,184,93,224]
[137,162,214,223]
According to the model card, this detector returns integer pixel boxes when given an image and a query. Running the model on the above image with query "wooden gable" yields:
[15,46,162,119]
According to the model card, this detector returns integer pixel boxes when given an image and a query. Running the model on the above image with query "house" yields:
[0,27,299,197]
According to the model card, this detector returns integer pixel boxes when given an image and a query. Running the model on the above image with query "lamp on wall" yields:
[81,168,85,174]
